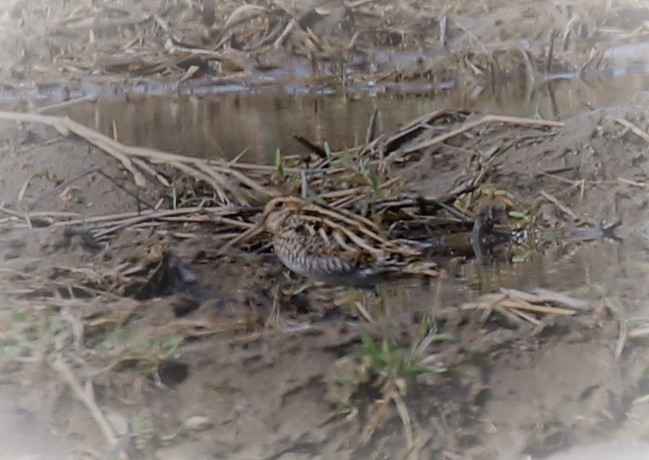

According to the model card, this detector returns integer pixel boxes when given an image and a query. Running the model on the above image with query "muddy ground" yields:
[2,0,649,96]
[2,1,649,460]
[1,94,649,460]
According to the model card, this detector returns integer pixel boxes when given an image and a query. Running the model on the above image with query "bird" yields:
[221,196,439,288]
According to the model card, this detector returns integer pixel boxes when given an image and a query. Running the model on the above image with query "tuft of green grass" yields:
[331,327,452,448]
[133,333,184,361]
[335,326,451,408]
[1,306,70,362]
[508,209,535,224]
[353,331,449,392]
[324,141,332,158]
[364,168,382,201]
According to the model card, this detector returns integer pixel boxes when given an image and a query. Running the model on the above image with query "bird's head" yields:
[218,196,305,254]
[261,197,304,234]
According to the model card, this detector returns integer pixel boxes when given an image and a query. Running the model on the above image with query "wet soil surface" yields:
[3,0,649,96]
[3,1,649,457]
[1,83,649,460]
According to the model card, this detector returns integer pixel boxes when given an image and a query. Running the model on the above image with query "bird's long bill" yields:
[218,221,265,255]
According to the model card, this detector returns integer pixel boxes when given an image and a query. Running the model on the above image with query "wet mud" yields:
[2,1,649,458]
[1,92,649,459]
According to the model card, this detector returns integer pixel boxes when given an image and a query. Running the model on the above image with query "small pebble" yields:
[182,415,213,432]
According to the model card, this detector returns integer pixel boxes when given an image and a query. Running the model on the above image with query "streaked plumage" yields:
[226,196,438,287]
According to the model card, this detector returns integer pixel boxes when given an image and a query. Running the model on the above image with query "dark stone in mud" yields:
[157,360,189,387]
[171,295,202,317]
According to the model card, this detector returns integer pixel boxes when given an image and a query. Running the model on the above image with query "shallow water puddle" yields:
[377,237,649,320]
[20,70,649,163]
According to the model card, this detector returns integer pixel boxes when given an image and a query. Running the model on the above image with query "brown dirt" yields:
[1,1,649,459]
[1,93,649,459]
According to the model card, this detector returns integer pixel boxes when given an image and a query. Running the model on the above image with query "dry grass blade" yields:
[506,307,542,326]
[629,327,649,339]
[0,110,277,205]
[613,117,649,143]
[353,300,375,322]
[392,391,414,453]
[0,205,80,222]
[404,431,433,460]
[498,298,576,316]
[462,288,581,324]
[540,190,578,220]
[396,114,564,159]
[529,288,592,311]
[360,395,393,445]
[51,356,126,458]
[222,4,267,33]
[0,110,146,186]
[35,95,99,114]
[618,177,649,190]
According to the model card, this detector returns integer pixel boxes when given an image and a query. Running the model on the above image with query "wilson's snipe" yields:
[222,197,438,287]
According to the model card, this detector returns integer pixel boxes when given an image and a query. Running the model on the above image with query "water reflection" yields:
[55,72,649,163]
[381,238,649,317]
